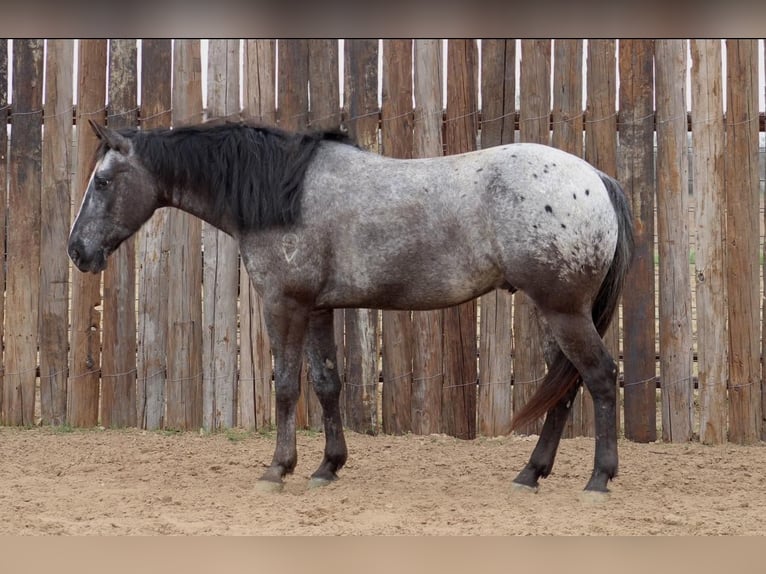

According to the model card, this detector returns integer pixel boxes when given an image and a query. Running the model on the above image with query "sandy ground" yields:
[1,426,765,535]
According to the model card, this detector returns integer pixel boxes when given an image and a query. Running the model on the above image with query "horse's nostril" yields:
[69,246,80,263]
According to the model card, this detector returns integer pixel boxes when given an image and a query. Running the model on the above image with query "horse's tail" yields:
[510,170,634,432]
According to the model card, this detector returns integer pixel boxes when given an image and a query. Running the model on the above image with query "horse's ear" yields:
[88,119,132,155]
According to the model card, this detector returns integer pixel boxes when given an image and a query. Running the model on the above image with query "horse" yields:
[68,119,633,495]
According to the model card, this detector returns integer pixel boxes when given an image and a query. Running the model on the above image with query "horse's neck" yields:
[166,176,239,238]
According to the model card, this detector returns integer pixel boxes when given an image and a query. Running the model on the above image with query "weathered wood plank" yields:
[411,39,444,435]
[551,39,585,438]
[239,39,276,431]
[584,39,618,438]
[342,39,380,435]
[380,39,414,435]
[0,40,7,421]
[308,39,340,130]
[202,39,240,431]
[68,39,107,427]
[307,40,344,431]
[725,39,761,444]
[276,39,315,429]
[39,39,73,426]
[304,40,341,430]
[619,39,657,443]
[513,39,550,436]
[762,40,766,443]
[240,39,275,431]
[655,39,693,442]
[4,39,43,426]
[442,39,478,440]
[690,39,727,445]
[136,39,172,430]
[477,39,515,438]
[101,39,138,429]
[166,39,204,430]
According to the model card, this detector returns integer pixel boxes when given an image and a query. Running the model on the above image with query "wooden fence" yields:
[0,39,764,445]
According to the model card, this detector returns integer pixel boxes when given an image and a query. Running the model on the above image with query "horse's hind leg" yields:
[538,310,619,493]
[512,379,581,491]
[304,309,348,487]
[513,313,581,491]
[257,299,309,490]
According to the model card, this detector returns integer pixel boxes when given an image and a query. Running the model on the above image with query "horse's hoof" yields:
[579,489,610,505]
[255,479,284,493]
[510,481,539,495]
[307,476,336,489]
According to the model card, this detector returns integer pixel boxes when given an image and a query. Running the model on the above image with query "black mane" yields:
[99,121,356,231]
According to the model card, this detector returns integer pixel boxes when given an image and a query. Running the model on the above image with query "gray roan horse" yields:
[68,119,633,495]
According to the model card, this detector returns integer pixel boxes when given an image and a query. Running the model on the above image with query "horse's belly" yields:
[318,258,503,311]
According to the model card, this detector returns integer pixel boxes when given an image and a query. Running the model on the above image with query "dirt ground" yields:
[1,426,765,535]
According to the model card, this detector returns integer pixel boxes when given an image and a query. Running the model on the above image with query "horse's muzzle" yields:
[68,241,108,274]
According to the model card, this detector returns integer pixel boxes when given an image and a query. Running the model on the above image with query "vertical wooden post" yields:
[202,39,240,431]
[0,40,7,422]
[585,39,618,437]
[762,40,766,442]
[308,39,341,130]
[411,39,444,436]
[68,39,106,427]
[101,39,138,429]
[725,39,761,444]
[513,39,550,436]
[619,39,657,443]
[304,39,341,431]
[442,39,478,440]
[307,40,346,429]
[240,39,276,431]
[477,39,515,438]
[690,39,727,445]
[276,39,313,429]
[380,39,414,435]
[342,39,380,435]
[166,39,204,430]
[4,39,43,426]
[40,39,73,426]
[137,39,172,430]
[551,39,585,438]
[655,40,693,442]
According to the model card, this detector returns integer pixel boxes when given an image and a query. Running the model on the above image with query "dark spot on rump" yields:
[573,193,577,200]
[585,189,590,196]
[533,173,538,179]
[476,167,484,173]
[532,224,538,229]
[561,223,567,229]
[545,205,553,214]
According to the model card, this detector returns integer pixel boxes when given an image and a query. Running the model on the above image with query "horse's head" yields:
[68,120,161,273]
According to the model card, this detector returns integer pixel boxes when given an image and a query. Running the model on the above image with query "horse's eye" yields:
[94,176,110,191]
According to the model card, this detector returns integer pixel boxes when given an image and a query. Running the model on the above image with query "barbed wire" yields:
[3,100,766,134]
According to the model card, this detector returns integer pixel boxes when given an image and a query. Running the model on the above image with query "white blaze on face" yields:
[70,160,100,236]
[70,151,120,236]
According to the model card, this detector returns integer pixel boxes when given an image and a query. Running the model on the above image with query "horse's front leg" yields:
[257,298,309,491]
[304,309,347,487]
